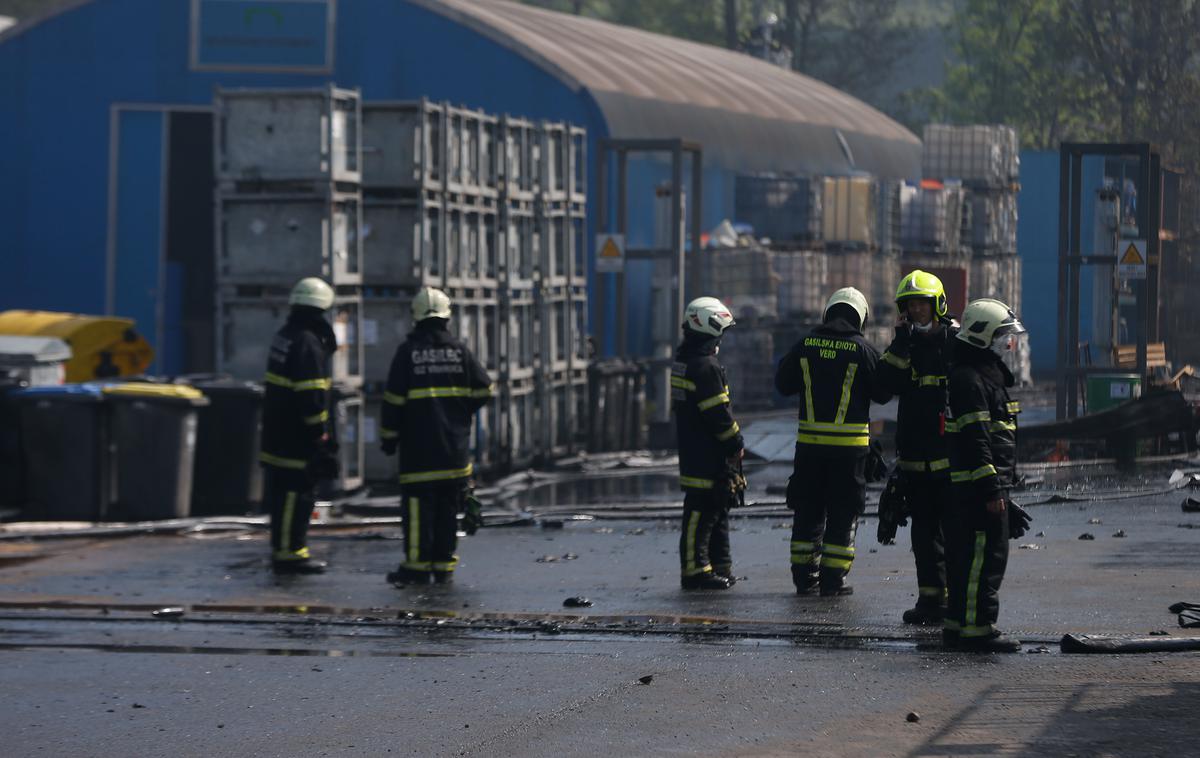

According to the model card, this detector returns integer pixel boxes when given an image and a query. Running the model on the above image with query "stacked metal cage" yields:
[213,90,589,485]
[213,86,366,492]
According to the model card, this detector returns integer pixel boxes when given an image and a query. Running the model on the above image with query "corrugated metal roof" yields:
[412,0,920,177]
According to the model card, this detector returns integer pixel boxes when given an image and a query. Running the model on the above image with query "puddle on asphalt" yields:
[503,473,680,511]
[0,642,461,658]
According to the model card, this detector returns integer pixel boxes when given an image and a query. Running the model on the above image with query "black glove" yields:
[865,440,888,484]
[1008,501,1032,539]
[380,438,398,456]
[877,471,909,545]
[461,493,484,535]
[306,437,340,483]
[894,321,913,342]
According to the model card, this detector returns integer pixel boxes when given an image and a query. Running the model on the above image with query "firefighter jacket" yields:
[381,320,494,485]
[879,318,958,475]
[774,318,892,452]
[260,306,337,472]
[671,334,744,491]
[946,340,1020,501]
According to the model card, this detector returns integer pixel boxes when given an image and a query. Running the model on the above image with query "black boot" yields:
[431,571,454,585]
[386,567,430,586]
[956,631,1022,653]
[713,566,737,587]
[942,628,960,648]
[681,572,733,590]
[819,582,853,597]
[272,557,328,575]
[792,566,819,595]
[902,604,946,625]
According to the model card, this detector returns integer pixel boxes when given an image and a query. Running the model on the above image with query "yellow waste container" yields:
[0,310,154,382]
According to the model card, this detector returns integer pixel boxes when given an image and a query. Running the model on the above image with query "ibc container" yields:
[216,86,361,185]
[734,174,821,244]
[362,194,443,287]
[821,176,877,248]
[361,99,444,191]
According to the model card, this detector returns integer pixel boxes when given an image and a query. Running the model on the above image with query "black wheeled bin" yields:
[16,383,115,520]
[0,374,29,512]
[102,383,209,521]
[176,375,264,516]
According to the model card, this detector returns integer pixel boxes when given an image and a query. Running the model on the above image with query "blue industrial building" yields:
[0,0,921,373]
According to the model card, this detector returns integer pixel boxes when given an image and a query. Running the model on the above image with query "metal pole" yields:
[595,140,609,356]
[616,149,628,356]
[689,149,703,302]
[1135,145,1151,374]
[1056,147,1071,421]
[1068,150,1083,418]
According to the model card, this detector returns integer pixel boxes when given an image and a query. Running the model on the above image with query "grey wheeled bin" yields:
[102,383,209,521]
[16,383,115,520]
[177,376,264,516]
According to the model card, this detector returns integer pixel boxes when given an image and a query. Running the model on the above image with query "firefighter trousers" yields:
[944,493,1010,638]
[787,446,867,590]
[264,467,316,562]
[679,489,732,577]
[400,481,466,576]
[904,472,950,609]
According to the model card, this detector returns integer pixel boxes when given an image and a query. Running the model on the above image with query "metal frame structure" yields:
[595,138,702,428]
[1056,142,1164,419]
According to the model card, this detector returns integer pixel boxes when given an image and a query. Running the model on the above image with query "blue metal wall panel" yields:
[0,0,753,358]
[112,109,165,372]
[1017,151,1059,376]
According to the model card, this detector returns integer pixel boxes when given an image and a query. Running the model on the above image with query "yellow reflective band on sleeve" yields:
[833,363,859,425]
[800,358,816,423]
[989,420,1017,432]
[384,391,407,406]
[407,386,473,400]
[471,384,496,398]
[820,555,853,570]
[259,452,308,470]
[670,375,697,391]
[916,374,946,387]
[798,420,870,434]
[380,428,398,439]
[796,433,870,447]
[956,410,992,427]
[950,471,969,482]
[303,410,329,425]
[882,352,911,369]
[397,464,473,484]
[264,373,332,392]
[971,464,997,480]
[1006,401,1021,414]
[716,422,741,441]
[823,543,855,558]
[899,460,927,472]
[292,378,332,392]
[679,476,715,490]
[698,392,731,411]
[930,458,950,471]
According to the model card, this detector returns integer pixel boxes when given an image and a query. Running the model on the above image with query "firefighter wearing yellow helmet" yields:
[877,270,958,625]
[774,287,892,596]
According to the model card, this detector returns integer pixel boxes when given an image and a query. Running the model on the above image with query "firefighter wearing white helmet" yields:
[671,296,744,590]
[775,286,892,596]
[943,298,1028,653]
[877,270,960,627]
[380,287,494,587]
[259,277,339,574]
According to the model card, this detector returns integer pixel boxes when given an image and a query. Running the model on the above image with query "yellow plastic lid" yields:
[101,383,206,402]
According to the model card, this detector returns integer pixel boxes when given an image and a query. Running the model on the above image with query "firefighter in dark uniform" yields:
[259,277,340,574]
[776,287,891,596]
[944,298,1026,653]
[672,296,745,590]
[878,270,958,624]
[380,287,493,586]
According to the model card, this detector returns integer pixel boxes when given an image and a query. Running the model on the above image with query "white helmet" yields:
[683,296,735,337]
[957,298,1026,349]
[823,287,869,327]
[412,286,452,321]
[289,277,335,310]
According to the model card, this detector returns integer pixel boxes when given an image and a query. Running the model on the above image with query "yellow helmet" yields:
[895,270,948,318]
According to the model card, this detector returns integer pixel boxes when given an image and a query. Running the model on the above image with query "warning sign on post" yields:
[1117,239,1147,280]
[595,234,625,273]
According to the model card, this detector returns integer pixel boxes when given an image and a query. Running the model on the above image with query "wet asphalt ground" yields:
[1,459,1199,756]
